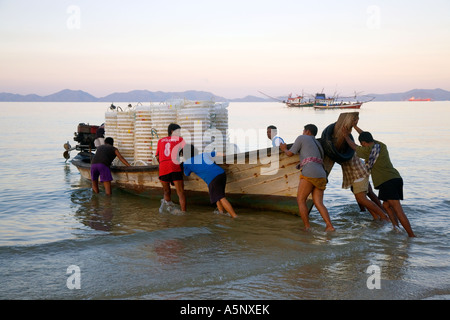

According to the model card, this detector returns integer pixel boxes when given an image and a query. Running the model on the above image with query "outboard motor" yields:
[73,123,99,151]
[63,123,100,161]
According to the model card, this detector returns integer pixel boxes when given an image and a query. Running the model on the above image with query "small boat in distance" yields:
[284,91,373,109]
[258,90,374,109]
[408,97,431,101]
[284,94,315,108]
[314,102,363,110]
[313,92,368,110]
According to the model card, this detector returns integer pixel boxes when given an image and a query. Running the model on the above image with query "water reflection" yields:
[153,239,183,265]
[69,184,195,235]
[71,189,114,232]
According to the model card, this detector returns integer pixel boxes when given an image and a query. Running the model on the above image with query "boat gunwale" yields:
[71,144,294,172]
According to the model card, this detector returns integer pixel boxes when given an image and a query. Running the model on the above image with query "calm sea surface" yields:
[0,101,449,300]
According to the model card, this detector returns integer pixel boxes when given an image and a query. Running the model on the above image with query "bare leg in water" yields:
[297,179,335,232]
[160,180,186,212]
[354,192,389,221]
[216,197,237,218]
[173,180,186,212]
[383,200,415,237]
[92,180,112,195]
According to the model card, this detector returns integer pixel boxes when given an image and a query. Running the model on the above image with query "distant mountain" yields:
[0,92,43,102]
[45,89,98,102]
[98,90,227,102]
[0,89,228,102]
[368,88,450,101]
[229,95,269,102]
[0,88,449,102]
[0,89,97,102]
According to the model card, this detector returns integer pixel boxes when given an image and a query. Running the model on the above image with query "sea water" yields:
[0,101,449,300]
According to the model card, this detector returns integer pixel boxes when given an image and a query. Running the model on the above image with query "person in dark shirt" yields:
[343,121,415,237]
[91,137,130,195]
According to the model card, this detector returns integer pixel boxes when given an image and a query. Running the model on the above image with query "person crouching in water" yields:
[156,123,187,214]
[182,144,237,218]
[280,124,335,232]
[91,137,130,195]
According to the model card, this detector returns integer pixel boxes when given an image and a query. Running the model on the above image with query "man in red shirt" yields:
[156,123,186,213]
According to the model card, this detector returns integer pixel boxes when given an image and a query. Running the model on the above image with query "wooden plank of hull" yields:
[71,146,312,215]
[314,103,362,110]
[286,103,315,108]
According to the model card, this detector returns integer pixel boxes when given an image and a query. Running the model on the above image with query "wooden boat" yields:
[68,112,359,216]
[285,94,314,108]
[312,92,363,110]
[71,145,313,215]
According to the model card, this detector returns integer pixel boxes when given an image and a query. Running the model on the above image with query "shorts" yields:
[208,173,227,204]
[159,171,183,183]
[350,176,370,195]
[300,174,327,190]
[377,178,403,201]
[91,163,113,182]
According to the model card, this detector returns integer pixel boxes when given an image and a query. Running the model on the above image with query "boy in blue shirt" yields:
[182,145,237,218]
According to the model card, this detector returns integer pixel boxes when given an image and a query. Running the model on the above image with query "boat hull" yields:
[314,103,362,110]
[72,146,312,215]
[286,102,315,108]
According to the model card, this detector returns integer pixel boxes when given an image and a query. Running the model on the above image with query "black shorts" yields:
[159,171,183,183]
[377,178,403,201]
[208,173,227,204]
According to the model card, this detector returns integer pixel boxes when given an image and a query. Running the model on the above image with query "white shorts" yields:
[351,176,369,195]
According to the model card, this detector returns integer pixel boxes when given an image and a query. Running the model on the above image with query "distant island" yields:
[366,88,450,101]
[0,88,449,102]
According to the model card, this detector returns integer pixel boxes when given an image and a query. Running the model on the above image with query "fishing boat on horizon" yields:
[283,91,373,109]
[284,94,315,108]
[313,92,373,110]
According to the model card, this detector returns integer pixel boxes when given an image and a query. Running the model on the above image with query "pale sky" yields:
[1,0,449,98]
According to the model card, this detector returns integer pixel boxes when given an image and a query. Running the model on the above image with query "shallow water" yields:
[0,101,449,300]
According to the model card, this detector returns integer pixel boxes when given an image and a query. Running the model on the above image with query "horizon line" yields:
[1,87,449,100]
